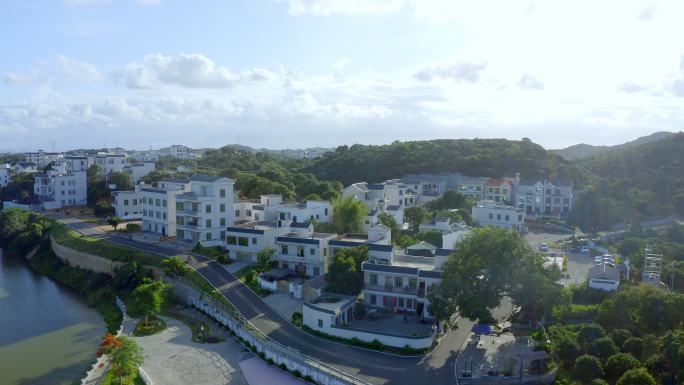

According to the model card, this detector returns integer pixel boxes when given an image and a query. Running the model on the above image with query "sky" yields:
[1,0,683,152]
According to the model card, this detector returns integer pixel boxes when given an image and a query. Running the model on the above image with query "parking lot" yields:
[524,230,595,288]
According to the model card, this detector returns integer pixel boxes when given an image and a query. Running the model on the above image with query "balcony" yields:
[276,254,321,264]
[177,221,199,229]
[364,284,418,296]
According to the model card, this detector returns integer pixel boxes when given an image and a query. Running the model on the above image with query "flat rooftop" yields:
[393,254,437,270]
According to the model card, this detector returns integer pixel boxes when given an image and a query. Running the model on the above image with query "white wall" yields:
[588,278,619,291]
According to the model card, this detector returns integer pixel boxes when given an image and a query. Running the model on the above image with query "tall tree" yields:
[257,246,276,271]
[325,246,368,295]
[130,279,170,327]
[99,335,144,385]
[435,227,563,323]
[160,256,192,277]
[332,195,366,234]
[404,206,428,231]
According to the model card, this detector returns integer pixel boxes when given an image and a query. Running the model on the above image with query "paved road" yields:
[58,217,513,385]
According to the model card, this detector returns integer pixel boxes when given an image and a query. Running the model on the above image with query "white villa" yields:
[112,184,144,220]
[174,175,235,246]
[418,216,471,249]
[516,179,573,217]
[33,156,88,210]
[472,200,526,232]
[0,164,10,188]
[123,162,156,182]
[140,177,189,238]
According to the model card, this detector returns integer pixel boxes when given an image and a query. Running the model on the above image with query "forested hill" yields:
[568,132,684,231]
[304,138,586,186]
[551,131,675,160]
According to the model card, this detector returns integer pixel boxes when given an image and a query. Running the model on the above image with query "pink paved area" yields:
[238,356,306,385]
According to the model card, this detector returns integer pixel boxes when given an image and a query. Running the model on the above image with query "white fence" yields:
[80,297,126,385]
[168,276,371,385]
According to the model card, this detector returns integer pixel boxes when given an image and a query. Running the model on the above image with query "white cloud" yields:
[283,0,404,16]
[55,55,103,82]
[617,82,649,93]
[414,62,487,83]
[638,5,656,20]
[517,74,544,90]
[3,69,50,86]
[332,57,351,71]
[122,53,281,89]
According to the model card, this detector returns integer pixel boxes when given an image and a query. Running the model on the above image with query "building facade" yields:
[472,200,526,232]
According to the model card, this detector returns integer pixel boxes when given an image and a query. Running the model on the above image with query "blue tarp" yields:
[471,324,493,334]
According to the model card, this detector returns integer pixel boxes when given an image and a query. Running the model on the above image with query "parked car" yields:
[539,242,549,252]
[581,246,590,254]
[569,246,580,253]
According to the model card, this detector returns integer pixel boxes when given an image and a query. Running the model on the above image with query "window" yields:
[156,211,161,219]
[488,213,493,220]
[246,209,252,216]
[143,209,147,216]
[398,297,405,307]
[324,208,328,216]
[238,237,248,246]
[496,214,501,220]
[205,219,212,228]
[124,199,129,206]
[220,203,226,212]
[406,298,413,309]
[176,202,183,211]
[235,210,240,217]
[143,197,147,204]
[227,236,237,245]
[310,248,315,255]
[408,277,417,289]
[133,199,137,205]
[220,218,226,226]
[155,198,160,206]
[318,319,323,328]
[206,232,212,241]
[313,266,320,276]
[323,248,327,256]
[281,245,288,254]
[252,238,257,245]
[220,189,226,198]
[176,216,184,225]
[370,274,378,285]
[163,200,167,207]
[394,276,403,287]
[370,295,377,305]
[205,205,211,213]
[163,213,167,220]
[505,215,509,221]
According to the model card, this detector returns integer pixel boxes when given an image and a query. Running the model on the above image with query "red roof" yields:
[486,178,510,187]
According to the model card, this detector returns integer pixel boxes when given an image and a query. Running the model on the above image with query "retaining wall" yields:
[328,325,434,349]
[166,276,369,385]
[50,234,125,276]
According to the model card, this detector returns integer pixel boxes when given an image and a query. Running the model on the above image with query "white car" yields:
[581,246,590,254]
[539,243,549,252]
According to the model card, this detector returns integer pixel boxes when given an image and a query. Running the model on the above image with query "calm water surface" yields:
[0,248,106,385]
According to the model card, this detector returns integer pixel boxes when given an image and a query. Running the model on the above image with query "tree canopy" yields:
[435,227,564,323]
[325,246,368,295]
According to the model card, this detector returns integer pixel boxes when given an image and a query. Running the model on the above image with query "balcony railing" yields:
[364,284,418,295]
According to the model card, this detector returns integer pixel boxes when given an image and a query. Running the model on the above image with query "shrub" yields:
[244,270,255,284]
[279,363,287,371]
[574,355,604,383]
[589,337,619,361]
[605,353,641,381]
[369,339,384,350]
[292,370,301,377]
[292,312,303,327]
[267,358,274,365]
[617,368,656,385]
[304,375,313,382]
[556,335,580,368]
[125,222,141,232]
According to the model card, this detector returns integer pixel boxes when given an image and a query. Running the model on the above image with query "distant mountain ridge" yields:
[551,131,676,160]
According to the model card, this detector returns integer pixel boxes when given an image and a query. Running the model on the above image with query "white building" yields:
[361,246,455,321]
[33,169,87,210]
[12,162,39,174]
[94,154,127,175]
[484,178,515,204]
[0,164,10,188]
[274,200,332,224]
[343,179,417,229]
[418,216,472,249]
[123,162,156,182]
[112,185,144,220]
[588,262,620,291]
[275,224,337,277]
[225,220,291,263]
[516,179,573,217]
[174,175,236,246]
[472,200,526,232]
[141,178,190,237]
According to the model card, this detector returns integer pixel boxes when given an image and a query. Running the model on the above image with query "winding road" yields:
[59,217,513,385]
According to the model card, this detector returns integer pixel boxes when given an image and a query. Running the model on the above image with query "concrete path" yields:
[131,316,248,385]
[239,356,306,385]
[262,293,303,321]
